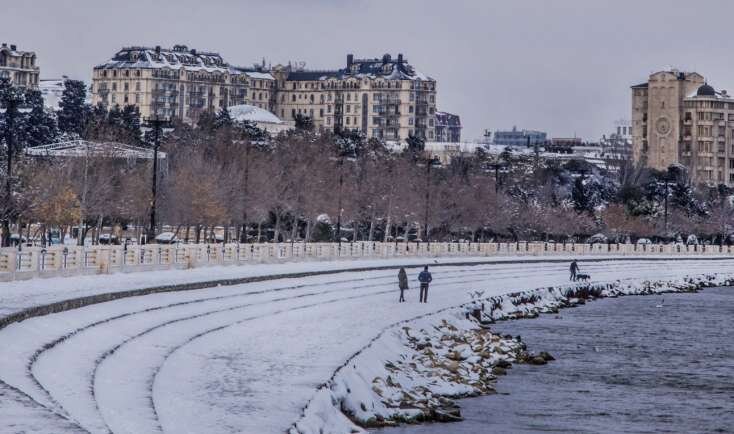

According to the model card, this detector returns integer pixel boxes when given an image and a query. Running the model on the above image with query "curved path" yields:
[0,258,731,433]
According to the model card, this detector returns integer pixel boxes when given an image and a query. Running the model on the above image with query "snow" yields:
[1,257,733,433]
[228,104,283,124]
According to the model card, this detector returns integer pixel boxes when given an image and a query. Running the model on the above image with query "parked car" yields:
[155,232,178,244]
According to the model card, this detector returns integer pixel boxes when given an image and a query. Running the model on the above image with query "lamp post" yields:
[423,154,438,243]
[146,115,169,243]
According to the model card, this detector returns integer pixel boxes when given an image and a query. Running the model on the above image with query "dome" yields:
[697,83,716,96]
[228,104,283,124]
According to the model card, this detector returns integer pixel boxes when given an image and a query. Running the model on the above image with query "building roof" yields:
[95,45,231,73]
[24,140,166,160]
[229,104,283,124]
[697,83,716,96]
[630,82,649,89]
[286,53,432,82]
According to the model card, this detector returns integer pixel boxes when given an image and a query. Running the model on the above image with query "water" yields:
[375,287,734,434]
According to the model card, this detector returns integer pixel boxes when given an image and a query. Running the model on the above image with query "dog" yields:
[575,273,591,282]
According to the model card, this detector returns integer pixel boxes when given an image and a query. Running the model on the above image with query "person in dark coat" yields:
[398,267,408,302]
[570,260,579,281]
[418,265,433,303]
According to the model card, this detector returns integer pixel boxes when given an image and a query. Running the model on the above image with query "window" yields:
[319,109,324,117]
[346,117,351,125]
[292,95,296,102]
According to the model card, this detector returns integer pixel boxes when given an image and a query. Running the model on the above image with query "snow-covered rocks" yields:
[290,274,732,434]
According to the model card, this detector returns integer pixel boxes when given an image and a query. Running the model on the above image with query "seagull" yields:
[656,299,664,308]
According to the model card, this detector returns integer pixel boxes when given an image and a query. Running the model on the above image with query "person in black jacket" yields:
[417,265,433,303]
[570,260,579,281]
[397,267,408,302]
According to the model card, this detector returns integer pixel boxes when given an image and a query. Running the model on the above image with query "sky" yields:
[3,0,734,141]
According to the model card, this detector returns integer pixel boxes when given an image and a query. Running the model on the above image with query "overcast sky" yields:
[3,0,734,140]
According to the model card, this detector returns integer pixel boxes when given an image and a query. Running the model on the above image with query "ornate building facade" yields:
[92,48,438,141]
[631,69,734,184]
[91,45,274,123]
[271,54,437,141]
[0,43,39,88]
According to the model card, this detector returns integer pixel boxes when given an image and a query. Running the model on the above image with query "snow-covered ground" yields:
[1,257,733,433]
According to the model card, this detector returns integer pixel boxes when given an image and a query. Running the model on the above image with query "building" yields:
[631,69,705,171]
[551,137,583,148]
[91,45,275,123]
[271,53,437,141]
[435,111,461,142]
[92,48,438,141]
[0,43,39,88]
[631,69,734,184]
[493,126,547,148]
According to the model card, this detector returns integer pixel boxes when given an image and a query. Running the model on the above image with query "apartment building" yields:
[92,47,438,141]
[271,53,437,141]
[0,43,39,88]
[631,69,734,184]
[91,45,275,123]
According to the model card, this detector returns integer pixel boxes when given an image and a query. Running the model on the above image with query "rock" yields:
[492,366,507,376]
[538,351,555,361]
[416,342,432,350]
[494,359,512,369]
[527,356,548,365]
[445,361,460,373]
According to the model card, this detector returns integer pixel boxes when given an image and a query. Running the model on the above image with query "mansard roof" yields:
[285,53,432,82]
[95,45,230,73]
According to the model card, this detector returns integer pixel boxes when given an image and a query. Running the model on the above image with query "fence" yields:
[0,241,731,281]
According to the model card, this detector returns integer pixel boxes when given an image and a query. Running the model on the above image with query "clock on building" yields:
[655,116,671,136]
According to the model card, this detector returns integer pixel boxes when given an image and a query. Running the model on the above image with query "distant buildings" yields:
[91,46,439,142]
[0,43,39,88]
[493,126,547,148]
[631,69,734,184]
[435,111,461,142]
[550,137,582,148]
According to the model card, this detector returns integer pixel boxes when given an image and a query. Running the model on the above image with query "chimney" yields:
[155,45,161,54]
[346,53,353,69]
[1,43,6,48]
[10,44,17,51]
[397,53,403,65]
[191,48,197,56]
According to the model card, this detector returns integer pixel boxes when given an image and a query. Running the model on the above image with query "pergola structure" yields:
[23,140,167,171]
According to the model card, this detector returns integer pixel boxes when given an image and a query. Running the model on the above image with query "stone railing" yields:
[0,241,731,281]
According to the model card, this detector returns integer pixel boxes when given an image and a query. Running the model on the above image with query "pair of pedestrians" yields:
[398,266,432,303]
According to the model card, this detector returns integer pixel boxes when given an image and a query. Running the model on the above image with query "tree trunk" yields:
[305,219,312,243]
[194,224,201,244]
[290,217,299,242]
[273,212,281,243]
[257,222,262,243]
[383,214,391,243]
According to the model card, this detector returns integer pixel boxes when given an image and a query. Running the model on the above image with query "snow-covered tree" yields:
[57,79,90,136]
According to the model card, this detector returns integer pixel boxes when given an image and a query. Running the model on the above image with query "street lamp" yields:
[145,115,170,243]
[423,154,440,243]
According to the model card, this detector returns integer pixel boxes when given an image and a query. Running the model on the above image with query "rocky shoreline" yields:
[289,274,732,434]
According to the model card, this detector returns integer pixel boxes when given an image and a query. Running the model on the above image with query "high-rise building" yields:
[435,111,461,142]
[631,69,734,184]
[631,69,704,171]
[0,43,39,88]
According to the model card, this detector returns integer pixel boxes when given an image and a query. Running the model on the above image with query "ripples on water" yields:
[375,287,734,434]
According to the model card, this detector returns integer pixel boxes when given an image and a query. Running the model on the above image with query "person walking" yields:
[570,260,579,281]
[398,267,408,302]
[418,265,433,303]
